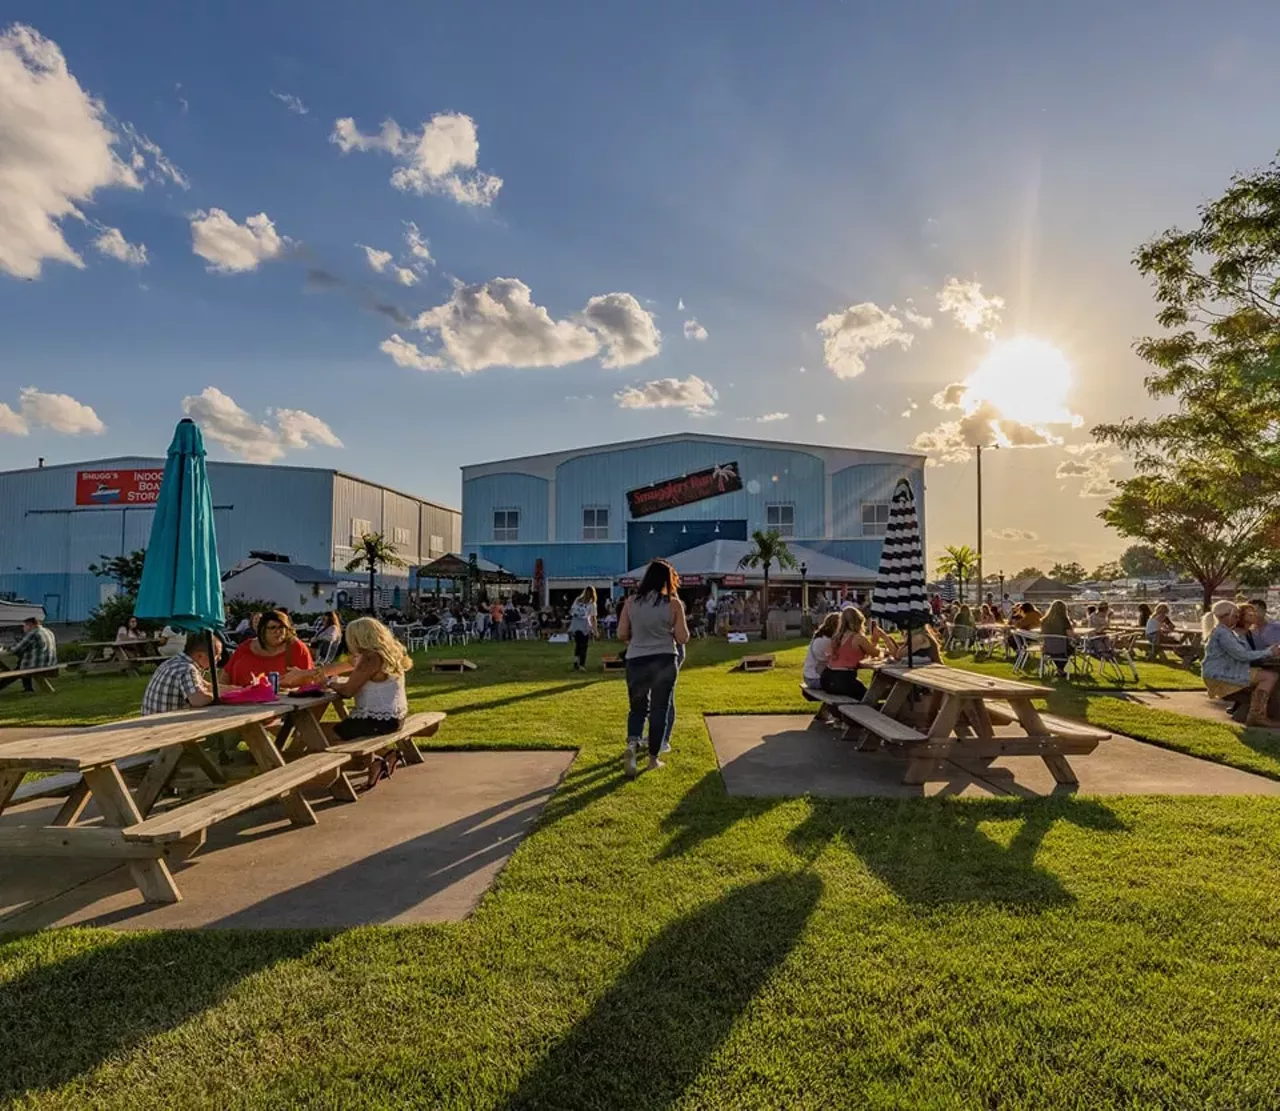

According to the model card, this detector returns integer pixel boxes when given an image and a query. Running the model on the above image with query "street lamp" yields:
[976,442,1000,607]
[800,561,808,612]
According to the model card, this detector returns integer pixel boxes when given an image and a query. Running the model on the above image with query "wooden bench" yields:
[121,751,351,844]
[0,664,68,694]
[984,701,1017,725]
[1031,714,1111,742]
[327,711,445,795]
[800,683,858,721]
[431,658,476,673]
[836,703,928,746]
[10,754,155,806]
[736,654,775,673]
[601,655,626,672]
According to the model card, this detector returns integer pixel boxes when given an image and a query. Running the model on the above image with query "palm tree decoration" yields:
[936,544,978,604]
[345,532,408,614]
[737,529,798,631]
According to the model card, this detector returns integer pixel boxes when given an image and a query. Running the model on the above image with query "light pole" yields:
[800,561,810,634]
[976,442,999,608]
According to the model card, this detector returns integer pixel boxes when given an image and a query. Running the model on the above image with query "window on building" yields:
[350,517,372,544]
[429,534,445,556]
[393,527,411,547]
[766,503,795,537]
[493,509,520,541]
[861,502,891,537]
[582,506,609,540]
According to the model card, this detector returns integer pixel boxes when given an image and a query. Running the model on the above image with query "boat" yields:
[88,483,122,504]
[0,598,45,625]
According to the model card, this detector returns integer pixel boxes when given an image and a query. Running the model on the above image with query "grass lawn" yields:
[4,638,1280,1108]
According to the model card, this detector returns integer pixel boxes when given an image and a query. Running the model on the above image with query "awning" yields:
[415,552,519,583]
[620,539,877,586]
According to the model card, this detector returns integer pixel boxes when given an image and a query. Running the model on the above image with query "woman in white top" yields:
[802,612,841,687]
[323,618,412,759]
[115,616,145,642]
[568,586,598,671]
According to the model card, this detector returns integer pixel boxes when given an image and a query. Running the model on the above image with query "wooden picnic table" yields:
[0,693,348,904]
[78,638,168,677]
[854,662,1110,786]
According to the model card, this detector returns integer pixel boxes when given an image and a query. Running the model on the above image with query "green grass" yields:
[4,639,1280,1108]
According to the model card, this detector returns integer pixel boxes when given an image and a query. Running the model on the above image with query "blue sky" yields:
[3,0,1280,570]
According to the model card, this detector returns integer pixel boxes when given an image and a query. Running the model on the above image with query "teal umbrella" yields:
[135,418,225,697]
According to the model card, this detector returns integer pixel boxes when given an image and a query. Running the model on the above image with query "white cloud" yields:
[331,112,502,206]
[181,387,341,462]
[815,301,915,378]
[393,266,418,286]
[815,413,826,423]
[379,334,444,372]
[683,318,708,342]
[403,221,431,265]
[583,292,661,368]
[359,244,392,273]
[92,226,147,266]
[932,382,969,409]
[190,209,286,273]
[119,123,188,190]
[756,412,789,423]
[0,403,25,435]
[986,527,1038,542]
[17,386,105,434]
[0,24,144,279]
[899,303,934,330]
[915,375,1071,464]
[677,297,685,312]
[1056,449,1120,498]
[615,375,717,412]
[271,90,308,115]
[937,277,1005,336]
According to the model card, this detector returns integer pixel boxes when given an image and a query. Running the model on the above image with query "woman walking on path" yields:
[569,586,598,671]
[617,559,689,777]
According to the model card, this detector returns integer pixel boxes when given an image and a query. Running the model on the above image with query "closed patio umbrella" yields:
[869,478,932,667]
[134,418,225,699]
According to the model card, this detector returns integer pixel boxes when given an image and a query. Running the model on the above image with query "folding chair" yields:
[1010,631,1040,674]
[1039,634,1084,680]
[405,624,429,652]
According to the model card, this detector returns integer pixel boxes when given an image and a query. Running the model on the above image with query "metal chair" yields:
[1039,634,1084,680]
[405,623,429,652]
[1010,631,1039,673]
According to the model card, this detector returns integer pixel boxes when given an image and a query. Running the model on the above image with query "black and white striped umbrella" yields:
[870,478,932,661]
[938,575,956,602]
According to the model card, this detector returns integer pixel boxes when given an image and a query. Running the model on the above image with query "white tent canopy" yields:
[621,539,877,585]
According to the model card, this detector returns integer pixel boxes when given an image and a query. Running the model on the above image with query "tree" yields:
[936,545,978,603]
[345,533,408,614]
[737,529,798,627]
[1093,155,1280,607]
[1050,561,1087,585]
[1013,566,1044,580]
[1092,561,1124,582]
[1118,544,1170,579]
[88,549,147,596]
[1101,461,1279,609]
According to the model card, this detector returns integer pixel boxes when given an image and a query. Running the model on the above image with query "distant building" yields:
[462,432,925,598]
[1005,575,1079,604]
[0,457,459,622]
[221,559,340,615]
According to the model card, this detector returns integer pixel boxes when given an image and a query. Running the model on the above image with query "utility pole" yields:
[976,442,983,607]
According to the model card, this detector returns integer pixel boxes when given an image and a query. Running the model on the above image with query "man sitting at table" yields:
[1202,601,1280,727]
[0,616,57,694]
[1248,599,1280,648]
[141,633,223,715]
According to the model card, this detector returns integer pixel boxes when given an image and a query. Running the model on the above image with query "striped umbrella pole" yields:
[869,478,933,668]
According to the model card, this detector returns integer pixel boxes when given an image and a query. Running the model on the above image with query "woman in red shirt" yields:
[220,609,315,689]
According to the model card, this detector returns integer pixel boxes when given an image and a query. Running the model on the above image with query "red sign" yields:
[76,468,164,507]
[681,575,703,586]
[619,576,638,587]
[722,573,746,587]
[626,462,742,519]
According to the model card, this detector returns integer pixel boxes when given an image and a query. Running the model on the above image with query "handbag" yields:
[218,674,279,704]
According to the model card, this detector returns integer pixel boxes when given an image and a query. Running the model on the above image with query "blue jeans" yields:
[659,642,685,749]
[625,653,677,758]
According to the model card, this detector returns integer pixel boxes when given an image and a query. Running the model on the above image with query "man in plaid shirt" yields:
[0,617,57,694]
[141,633,221,715]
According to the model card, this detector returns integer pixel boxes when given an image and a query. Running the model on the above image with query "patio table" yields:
[78,638,167,677]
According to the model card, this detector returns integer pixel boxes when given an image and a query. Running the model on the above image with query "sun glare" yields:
[964,337,1076,427]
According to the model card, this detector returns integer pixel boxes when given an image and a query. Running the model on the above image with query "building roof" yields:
[462,431,926,477]
[622,539,878,584]
[223,560,339,585]
[1005,575,1078,597]
[416,552,518,581]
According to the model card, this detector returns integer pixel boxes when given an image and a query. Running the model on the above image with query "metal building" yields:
[461,433,925,590]
[0,457,459,622]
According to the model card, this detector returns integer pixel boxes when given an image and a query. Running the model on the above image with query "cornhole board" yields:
[601,655,626,672]
[736,654,776,673]
[431,658,477,673]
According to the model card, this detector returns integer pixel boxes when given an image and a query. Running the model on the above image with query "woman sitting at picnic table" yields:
[220,608,315,690]
[321,616,413,744]
[1039,599,1075,677]
[310,610,343,665]
[883,621,943,665]
[802,612,842,688]
[1202,600,1280,727]
[115,615,146,642]
[1146,602,1194,663]
[820,607,887,698]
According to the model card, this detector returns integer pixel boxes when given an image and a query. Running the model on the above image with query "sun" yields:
[963,337,1076,427]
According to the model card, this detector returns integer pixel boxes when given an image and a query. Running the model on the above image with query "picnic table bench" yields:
[78,639,167,677]
[850,663,1110,785]
[0,662,71,694]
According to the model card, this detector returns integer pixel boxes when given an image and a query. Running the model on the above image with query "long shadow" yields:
[503,872,822,1109]
[0,930,320,1101]
[789,795,1126,908]
[656,769,787,860]
[440,680,596,717]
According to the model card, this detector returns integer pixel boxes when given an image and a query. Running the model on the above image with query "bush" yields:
[84,594,138,643]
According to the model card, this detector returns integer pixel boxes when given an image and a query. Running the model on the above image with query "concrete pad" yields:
[706,714,1280,799]
[0,750,574,932]
[1117,690,1280,729]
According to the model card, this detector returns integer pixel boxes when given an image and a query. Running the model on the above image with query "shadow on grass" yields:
[502,871,821,1109]
[790,795,1126,908]
[655,769,786,860]
[439,681,598,717]
[0,930,321,1101]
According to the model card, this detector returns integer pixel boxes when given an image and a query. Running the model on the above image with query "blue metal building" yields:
[0,457,459,622]
[461,433,925,590]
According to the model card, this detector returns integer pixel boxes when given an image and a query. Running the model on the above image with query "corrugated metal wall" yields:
[461,473,550,545]
[830,463,925,546]
[331,474,461,574]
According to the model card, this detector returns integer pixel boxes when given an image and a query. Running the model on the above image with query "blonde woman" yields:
[325,617,414,744]
[569,586,598,671]
[821,608,885,698]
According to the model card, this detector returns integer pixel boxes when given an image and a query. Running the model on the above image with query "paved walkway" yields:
[706,715,1280,799]
[1117,690,1276,727]
[0,750,573,931]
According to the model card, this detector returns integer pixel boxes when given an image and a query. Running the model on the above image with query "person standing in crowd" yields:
[802,612,841,689]
[569,586,598,671]
[617,559,689,777]
[0,616,57,694]
[141,633,223,714]
[220,608,315,689]
[705,592,718,636]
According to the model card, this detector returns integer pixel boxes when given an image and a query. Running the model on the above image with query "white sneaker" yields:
[624,741,639,778]
[648,756,665,772]
[659,739,672,755]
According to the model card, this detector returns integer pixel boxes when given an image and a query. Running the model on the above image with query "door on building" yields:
[42,594,62,622]
[626,519,747,570]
